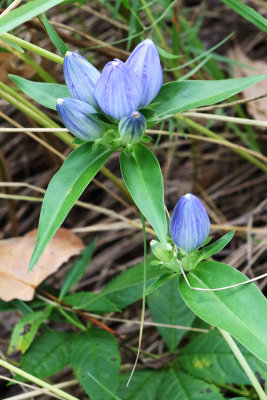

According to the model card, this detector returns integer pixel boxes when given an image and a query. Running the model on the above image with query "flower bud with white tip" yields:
[119,111,146,145]
[63,51,100,108]
[126,39,163,108]
[170,193,210,253]
[56,98,103,142]
[95,59,142,120]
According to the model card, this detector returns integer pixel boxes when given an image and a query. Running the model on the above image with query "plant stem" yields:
[126,213,147,387]
[184,111,267,129]
[57,307,86,331]
[0,358,79,400]
[0,32,63,64]
[177,115,267,173]
[140,0,167,49]
[219,382,250,397]
[220,329,267,400]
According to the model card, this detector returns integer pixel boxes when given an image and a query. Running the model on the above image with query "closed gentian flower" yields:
[119,111,146,145]
[95,59,142,120]
[126,39,163,108]
[63,51,100,108]
[56,98,103,142]
[170,193,210,253]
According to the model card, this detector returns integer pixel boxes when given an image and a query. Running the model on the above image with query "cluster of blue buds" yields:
[170,193,210,253]
[56,39,163,144]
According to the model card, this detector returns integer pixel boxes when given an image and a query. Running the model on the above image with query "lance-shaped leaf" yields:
[120,143,167,244]
[9,75,70,109]
[196,231,235,262]
[219,0,267,33]
[29,144,113,271]
[146,75,267,121]
[179,261,267,363]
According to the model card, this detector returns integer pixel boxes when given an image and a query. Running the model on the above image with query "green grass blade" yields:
[0,0,65,35]
[40,13,69,56]
[220,0,267,33]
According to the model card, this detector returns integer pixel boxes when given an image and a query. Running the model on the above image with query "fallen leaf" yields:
[229,47,267,122]
[0,228,84,301]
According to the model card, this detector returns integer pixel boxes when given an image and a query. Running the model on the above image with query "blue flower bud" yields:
[125,39,163,108]
[95,59,142,120]
[119,111,146,145]
[56,98,103,142]
[169,193,210,253]
[63,51,100,108]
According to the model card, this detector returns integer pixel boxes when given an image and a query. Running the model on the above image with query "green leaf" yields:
[197,231,235,262]
[148,276,195,351]
[29,144,113,271]
[144,273,176,296]
[71,330,120,400]
[147,76,267,121]
[41,13,69,56]
[76,260,167,310]
[8,309,51,354]
[103,260,168,309]
[120,144,167,244]
[159,369,225,399]
[157,46,180,59]
[21,331,71,378]
[220,0,267,33]
[9,75,70,109]
[0,0,65,35]
[59,240,96,299]
[64,292,120,313]
[179,261,267,363]
[119,371,164,399]
[179,330,267,385]
[2,38,24,52]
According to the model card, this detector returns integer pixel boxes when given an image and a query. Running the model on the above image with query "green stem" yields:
[178,115,267,173]
[0,81,59,128]
[0,358,79,400]
[0,33,63,64]
[219,382,250,397]
[126,213,147,387]
[140,0,169,51]
[58,308,86,331]
[220,329,267,400]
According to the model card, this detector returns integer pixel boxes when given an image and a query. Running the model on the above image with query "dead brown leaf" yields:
[229,47,267,122]
[0,228,84,302]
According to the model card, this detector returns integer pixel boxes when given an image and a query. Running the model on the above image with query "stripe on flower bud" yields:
[126,39,163,108]
[169,193,210,253]
[63,51,100,108]
[119,111,146,145]
[56,98,103,142]
[95,59,142,120]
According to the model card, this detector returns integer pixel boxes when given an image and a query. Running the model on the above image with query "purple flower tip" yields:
[169,193,210,253]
